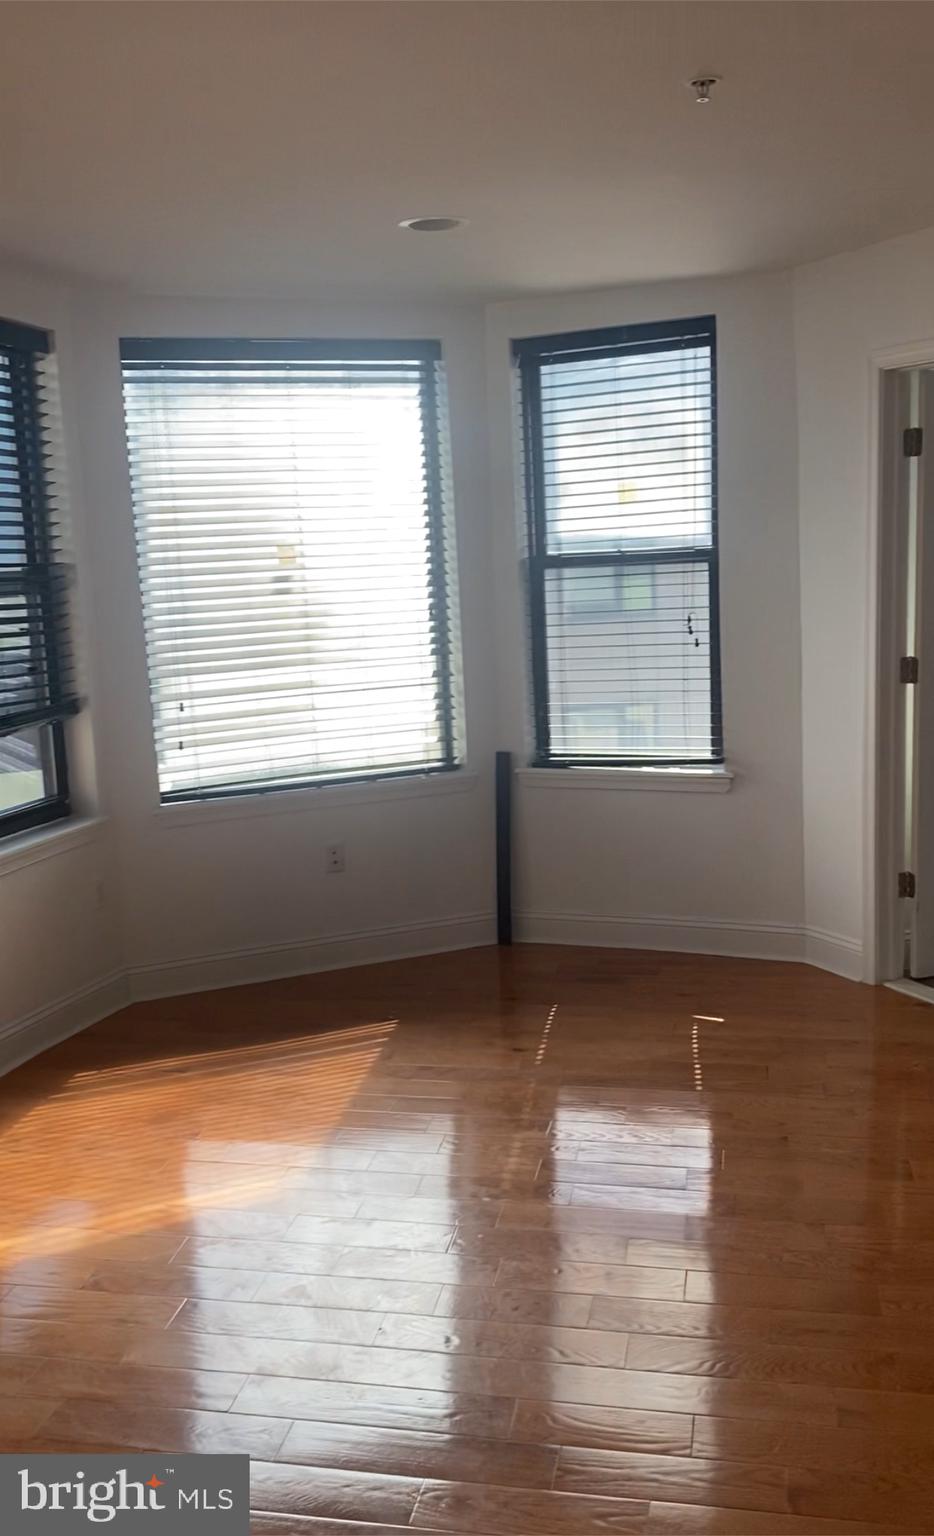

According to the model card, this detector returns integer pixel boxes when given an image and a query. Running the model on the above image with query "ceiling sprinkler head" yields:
[690,76,721,105]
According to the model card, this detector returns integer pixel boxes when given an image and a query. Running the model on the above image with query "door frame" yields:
[869,341,934,983]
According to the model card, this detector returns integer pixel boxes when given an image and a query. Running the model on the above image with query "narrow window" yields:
[0,319,75,837]
[515,316,721,767]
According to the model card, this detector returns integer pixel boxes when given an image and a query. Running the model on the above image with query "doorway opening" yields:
[875,362,934,998]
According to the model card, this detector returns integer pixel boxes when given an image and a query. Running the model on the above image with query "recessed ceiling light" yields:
[399,216,466,233]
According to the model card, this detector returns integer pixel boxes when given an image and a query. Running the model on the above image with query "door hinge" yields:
[899,870,916,899]
[901,655,920,684]
[904,426,924,457]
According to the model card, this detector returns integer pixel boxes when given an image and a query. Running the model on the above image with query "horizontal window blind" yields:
[0,318,77,743]
[515,315,721,767]
[120,339,461,801]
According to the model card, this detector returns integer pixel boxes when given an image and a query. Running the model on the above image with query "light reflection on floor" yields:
[1,1020,399,1261]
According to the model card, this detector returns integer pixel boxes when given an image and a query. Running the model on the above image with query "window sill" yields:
[154,769,479,829]
[517,766,734,794]
[0,815,105,879]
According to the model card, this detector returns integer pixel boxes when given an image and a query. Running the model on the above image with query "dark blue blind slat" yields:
[0,337,77,741]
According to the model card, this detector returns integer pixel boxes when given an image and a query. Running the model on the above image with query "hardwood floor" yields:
[2,943,934,1533]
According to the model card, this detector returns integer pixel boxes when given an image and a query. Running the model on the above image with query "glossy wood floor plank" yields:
[254,1272,443,1315]
[176,1236,500,1287]
[495,1257,687,1301]
[0,1394,59,1439]
[275,1420,559,1488]
[431,1283,593,1327]
[691,1413,934,1474]
[249,1460,423,1526]
[510,1400,693,1457]
[411,1479,650,1534]
[372,1311,632,1367]
[83,1259,269,1300]
[4,944,934,1531]
[38,1398,291,1457]
[170,1296,385,1346]
[626,1332,934,1392]
[249,1520,453,1536]
[234,1373,517,1439]
[588,1294,920,1349]
[645,1501,919,1534]
[0,1282,183,1328]
[26,1356,248,1410]
[553,1446,790,1515]
[682,1271,882,1315]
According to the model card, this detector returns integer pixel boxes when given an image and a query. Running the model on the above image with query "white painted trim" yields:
[869,337,934,372]
[2,912,496,1071]
[516,910,805,963]
[153,770,479,829]
[803,926,864,982]
[0,905,864,1080]
[0,816,105,879]
[127,911,496,1000]
[867,362,904,984]
[867,340,934,984]
[864,352,885,983]
[0,969,128,1078]
[517,767,733,794]
[516,909,865,979]
[886,977,934,1006]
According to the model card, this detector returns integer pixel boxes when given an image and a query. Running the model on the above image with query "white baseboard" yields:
[0,907,865,1081]
[2,914,495,1073]
[0,969,129,1078]
[803,925,864,981]
[886,978,934,1005]
[127,912,497,1001]
[516,909,865,980]
[516,909,807,963]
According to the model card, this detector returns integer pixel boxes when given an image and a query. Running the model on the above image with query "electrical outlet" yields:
[325,842,345,874]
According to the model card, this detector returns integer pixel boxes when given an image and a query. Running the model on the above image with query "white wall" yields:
[4,261,815,1060]
[486,271,806,961]
[68,290,496,997]
[795,224,934,979]
[0,260,123,1057]
[14,222,920,1053]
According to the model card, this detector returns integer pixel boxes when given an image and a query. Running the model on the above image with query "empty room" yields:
[3,1,934,1531]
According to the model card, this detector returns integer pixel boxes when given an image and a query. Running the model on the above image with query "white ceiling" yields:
[3,1,934,298]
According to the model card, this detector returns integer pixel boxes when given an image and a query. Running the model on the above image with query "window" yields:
[565,566,656,619]
[121,338,461,802]
[515,315,721,768]
[564,702,658,755]
[0,319,75,838]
